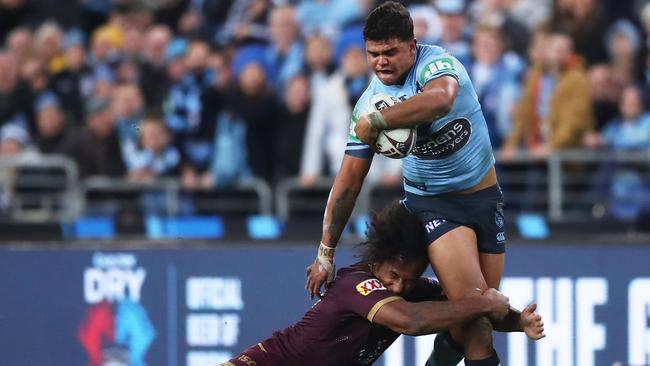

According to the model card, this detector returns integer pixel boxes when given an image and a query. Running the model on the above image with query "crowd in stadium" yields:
[0,0,649,202]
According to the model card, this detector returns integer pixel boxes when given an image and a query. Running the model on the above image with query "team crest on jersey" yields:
[356,279,386,296]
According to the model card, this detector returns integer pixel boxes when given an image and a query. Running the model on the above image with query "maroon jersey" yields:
[223,263,442,366]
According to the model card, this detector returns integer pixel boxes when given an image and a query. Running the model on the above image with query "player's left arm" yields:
[382,76,459,129]
[354,76,458,145]
[492,303,546,340]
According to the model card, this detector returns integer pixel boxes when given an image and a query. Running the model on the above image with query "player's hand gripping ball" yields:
[368,93,417,159]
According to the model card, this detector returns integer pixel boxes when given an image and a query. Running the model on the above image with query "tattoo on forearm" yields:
[327,188,352,241]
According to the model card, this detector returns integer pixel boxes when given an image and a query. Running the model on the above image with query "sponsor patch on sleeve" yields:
[419,56,456,84]
[355,278,387,296]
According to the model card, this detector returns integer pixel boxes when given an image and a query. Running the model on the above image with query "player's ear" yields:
[409,39,417,54]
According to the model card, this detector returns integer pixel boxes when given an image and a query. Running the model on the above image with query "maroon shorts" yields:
[219,343,275,366]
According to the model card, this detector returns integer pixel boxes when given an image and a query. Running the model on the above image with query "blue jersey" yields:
[346,44,495,196]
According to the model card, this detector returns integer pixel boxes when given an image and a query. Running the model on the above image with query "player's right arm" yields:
[305,154,372,298]
[372,288,510,336]
[305,100,376,298]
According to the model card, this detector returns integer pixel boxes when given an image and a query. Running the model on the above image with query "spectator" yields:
[433,0,472,66]
[88,23,123,70]
[469,24,524,149]
[228,61,277,184]
[0,118,33,158]
[469,0,531,58]
[33,92,81,157]
[584,84,650,151]
[605,19,644,85]
[274,74,310,182]
[128,113,180,182]
[409,4,441,45]
[304,34,335,102]
[163,40,220,190]
[584,84,650,220]
[0,52,32,129]
[299,44,365,187]
[49,29,92,125]
[549,0,609,66]
[265,5,305,92]
[502,29,594,160]
[588,63,624,131]
[139,24,172,109]
[33,22,65,74]
[77,98,125,178]
[5,26,33,65]
[112,83,145,172]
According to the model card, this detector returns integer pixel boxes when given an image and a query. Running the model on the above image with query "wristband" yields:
[318,242,336,261]
[317,242,336,282]
[366,111,388,130]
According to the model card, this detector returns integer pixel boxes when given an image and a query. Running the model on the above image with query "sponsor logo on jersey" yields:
[419,56,455,84]
[356,279,386,296]
[412,118,472,160]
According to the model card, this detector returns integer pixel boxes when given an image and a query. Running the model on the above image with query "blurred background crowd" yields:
[1,0,650,226]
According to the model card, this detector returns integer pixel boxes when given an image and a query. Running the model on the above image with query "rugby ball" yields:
[369,93,417,159]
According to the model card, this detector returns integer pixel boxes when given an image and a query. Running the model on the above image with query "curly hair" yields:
[363,1,414,42]
[357,201,427,265]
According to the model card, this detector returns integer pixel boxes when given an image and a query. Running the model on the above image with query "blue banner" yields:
[0,243,648,366]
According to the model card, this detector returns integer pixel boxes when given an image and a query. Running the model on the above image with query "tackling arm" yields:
[373,292,505,336]
[493,303,546,340]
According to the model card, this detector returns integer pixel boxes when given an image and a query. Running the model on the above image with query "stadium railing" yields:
[2,150,649,231]
[0,154,80,222]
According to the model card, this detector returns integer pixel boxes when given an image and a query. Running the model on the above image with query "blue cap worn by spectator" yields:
[232,44,269,79]
[0,122,30,146]
[165,38,188,63]
[334,25,365,66]
[62,28,85,50]
[34,92,62,112]
[436,0,465,15]
[606,19,641,56]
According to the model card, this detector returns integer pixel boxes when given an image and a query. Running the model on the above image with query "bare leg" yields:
[427,226,505,361]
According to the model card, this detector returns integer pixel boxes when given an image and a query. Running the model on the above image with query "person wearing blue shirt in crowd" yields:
[306,3,507,366]
[584,84,650,219]
[432,0,472,67]
[264,5,305,93]
[469,24,524,149]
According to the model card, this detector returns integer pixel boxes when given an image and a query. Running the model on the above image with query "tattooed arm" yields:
[305,154,373,298]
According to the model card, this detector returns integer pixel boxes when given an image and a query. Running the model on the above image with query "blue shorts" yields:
[401,185,506,254]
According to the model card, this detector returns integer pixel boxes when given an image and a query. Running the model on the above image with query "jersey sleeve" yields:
[416,51,461,87]
[345,101,375,159]
[333,271,402,322]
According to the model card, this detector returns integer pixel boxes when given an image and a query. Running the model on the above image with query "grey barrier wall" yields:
[1,242,649,366]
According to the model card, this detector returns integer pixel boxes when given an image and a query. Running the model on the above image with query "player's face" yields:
[365,38,417,85]
[372,258,427,296]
